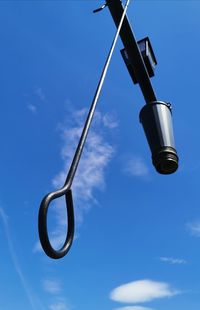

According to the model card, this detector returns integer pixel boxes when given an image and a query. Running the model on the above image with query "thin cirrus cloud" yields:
[34,108,116,252]
[43,279,62,295]
[123,157,149,178]
[26,87,46,114]
[49,300,69,310]
[187,221,200,237]
[0,207,44,310]
[27,104,37,114]
[110,279,179,304]
[34,87,46,102]
[114,307,154,310]
[53,108,115,219]
[159,256,187,265]
[102,113,118,129]
[52,108,115,245]
[42,279,70,310]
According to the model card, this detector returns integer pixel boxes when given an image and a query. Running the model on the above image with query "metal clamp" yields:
[93,3,107,13]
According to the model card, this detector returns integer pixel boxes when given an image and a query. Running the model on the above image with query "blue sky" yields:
[0,1,200,309]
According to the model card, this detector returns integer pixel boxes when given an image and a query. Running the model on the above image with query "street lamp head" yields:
[139,101,179,175]
[152,146,178,175]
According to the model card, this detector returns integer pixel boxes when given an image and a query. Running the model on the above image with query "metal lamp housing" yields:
[137,37,157,78]
[121,37,157,84]
[139,101,179,174]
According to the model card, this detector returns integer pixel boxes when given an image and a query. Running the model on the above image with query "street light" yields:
[120,34,178,174]
[106,0,179,175]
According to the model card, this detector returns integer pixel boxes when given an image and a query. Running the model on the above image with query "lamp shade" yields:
[139,101,178,174]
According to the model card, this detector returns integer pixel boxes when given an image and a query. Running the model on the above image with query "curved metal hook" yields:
[38,0,130,259]
[38,187,74,259]
[93,3,107,13]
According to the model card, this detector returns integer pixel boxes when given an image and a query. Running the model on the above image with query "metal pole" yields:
[65,0,131,190]
[106,0,157,104]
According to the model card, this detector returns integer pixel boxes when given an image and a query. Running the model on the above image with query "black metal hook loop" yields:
[38,187,75,259]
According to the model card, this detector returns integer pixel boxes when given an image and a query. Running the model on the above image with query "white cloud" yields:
[159,256,187,265]
[49,301,69,310]
[52,109,114,221]
[43,279,61,294]
[103,113,118,129]
[26,87,46,114]
[187,221,200,237]
[35,108,115,252]
[35,87,46,101]
[123,157,149,178]
[114,307,154,310]
[27,104,37,114]
[110,279,179,304]
[33,241,42,253]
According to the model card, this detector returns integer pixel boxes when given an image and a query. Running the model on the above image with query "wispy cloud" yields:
[114,307,154,310]
[26,87,46,114]
[187,221,200,237]
[159,256,187,265]
[102,113,118,129]
[42,278,70,310]
[35,87,46,102]
[35,108,115,251]
[27,103,37,114]
[54,109,114,234]
[51,109,114,247]
[49,300,69,310]
[33,240,42,253]
[123,157,149,178]
[110,279,179,304]
[0,207,44,310]
[43,279,62,295]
